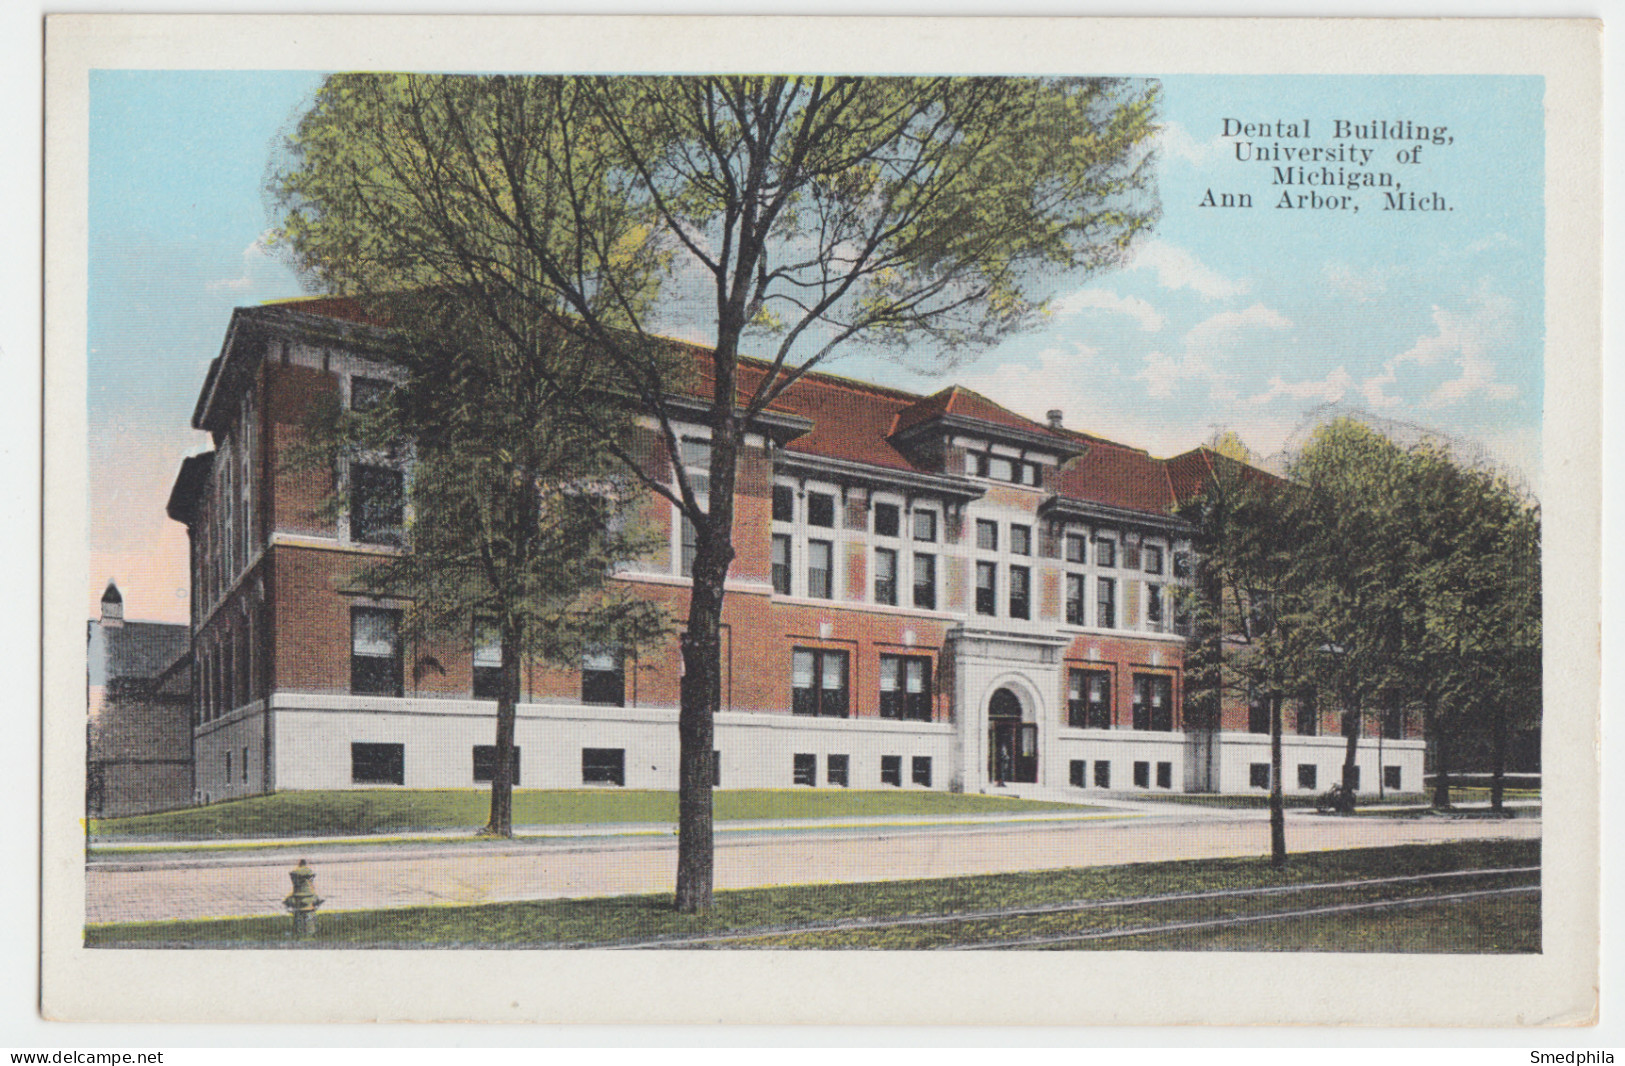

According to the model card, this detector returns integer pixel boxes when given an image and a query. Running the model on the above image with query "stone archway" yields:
[987,685,1038,785]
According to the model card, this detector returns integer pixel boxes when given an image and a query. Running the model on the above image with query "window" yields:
[1143,545,1164,574]
[792,648,849,717]
[350,376,392,411]
[1021,462,1041,486]
[1065,574,1086,625]
[1070,760,1087,787]
[1146,584,1165,629]
[473,745,520,784]
[225,749,231,783]
[581,650,625,706]
[807,491,835,528]
[874,502,900,537]
[351,608,402,697]
[873,547,898,605]
[1383,707,1405,739]
[1248,687,1270,734]
[242,746,249,783]
[1094,761,1111,788]
[1157,762,1172,789]
[1296,695,1318,736]
[880,755,902,786]
[988,455,1014,482]
[1133,761,1150,788]
[1133,674,1173,731]
[1094,537,1116,568]
[879,655,933,721]
[975,561,997,616]
[680,515,700,577]
[976,519,998,551]
[1249,763,1270,789]
[1065,533,1087,564]
[772,484,794,523]
[807,539,833,599]
[827,754,849,787]
[1297,764,1317,790]
[582,748,625,785]
[472,620,503,699]
[792,753,817,786]
[913,509,937,542]
[352,742,404,785]
[1384,765,1402,790]
[1068,669,1112,729]
[1010,525,1031,556]
[913,553,937,609]
[771,534,792,595]
[1096,577,1116,628]
[677,441,709,577]
[1009,566,1030,620]
[912,757,932,787]
[350,463,404,546]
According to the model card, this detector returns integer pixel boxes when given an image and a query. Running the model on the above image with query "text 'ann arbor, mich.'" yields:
[1198,118,1458,215]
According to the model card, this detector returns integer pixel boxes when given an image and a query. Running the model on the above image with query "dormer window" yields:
[968,451,1042,486]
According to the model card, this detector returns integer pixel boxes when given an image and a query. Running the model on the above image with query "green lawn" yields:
[86,838,1539,951]
[88,788,1092,840]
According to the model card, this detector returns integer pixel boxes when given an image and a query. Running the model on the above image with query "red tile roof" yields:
[1053,443,1177,515]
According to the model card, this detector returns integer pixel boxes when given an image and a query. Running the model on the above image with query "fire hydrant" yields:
[283,859,324,939]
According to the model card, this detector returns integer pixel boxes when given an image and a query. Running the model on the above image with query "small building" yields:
[86,582,193,816]
[163,299,1425,801]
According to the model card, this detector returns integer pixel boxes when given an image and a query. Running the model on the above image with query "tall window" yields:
[351,464,404,546]
[1296,692,1318,735]
[1133,674,1173,731]
[791,648,849,717]
[879,654,933,721]
[807,491,835,528]
[771,534,792,595]
[351,607,402,697]
[913,509,937,543]
[772,484,794,523]
[1068,668,1112,729]
[1146,583,1165,630]
[1096,577,1116,628]
[873,502,900,537]
[1094,537,1117,568]
[1383,706,1405,739]
[807,539,833,599]
[1143,545,1164,574]
[975,561,997,616]
[1065,533,1087,564]
[678,440,709,577]
[581,650,625,706]
[976,519,998,551]
[1010,525,1031,556]
[1248,686,1270,734]
[1009,565,1031,620]
[913,553,937,609]
[1065,574,1086,626]
[472,619,503,699]
[873,547,898,605]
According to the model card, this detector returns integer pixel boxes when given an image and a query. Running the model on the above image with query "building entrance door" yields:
[987,688,1037,784]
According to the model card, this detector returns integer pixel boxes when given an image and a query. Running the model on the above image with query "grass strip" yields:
[85,837,1539,951]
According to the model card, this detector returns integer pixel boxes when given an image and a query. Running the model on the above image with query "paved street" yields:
[85,807,1540,924]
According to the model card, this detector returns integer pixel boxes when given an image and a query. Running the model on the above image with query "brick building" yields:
[86,582,193,816]
[165,298,1424,802]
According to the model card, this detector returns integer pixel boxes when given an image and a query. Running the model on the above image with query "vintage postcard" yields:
[41,15,1600,1025]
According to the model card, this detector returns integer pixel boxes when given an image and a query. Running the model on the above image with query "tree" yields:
[303,295,669,836]
[273,73,1160,910]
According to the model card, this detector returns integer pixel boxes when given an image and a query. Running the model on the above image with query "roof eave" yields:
[776,449,988,501]
[1038,494,1193,535]
[889,413,1087,460]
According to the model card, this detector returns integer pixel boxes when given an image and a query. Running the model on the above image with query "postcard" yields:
[41,15,1599,1025]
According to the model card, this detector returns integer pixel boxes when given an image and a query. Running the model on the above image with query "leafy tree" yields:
[304,295,669,837]
[272,73,1160,910]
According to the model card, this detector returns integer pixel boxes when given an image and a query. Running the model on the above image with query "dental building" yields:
[167,296,1424,804]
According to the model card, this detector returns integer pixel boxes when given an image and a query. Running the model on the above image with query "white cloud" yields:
[1155,121,1223,167]
[1050,287,1165,332]
[1246,366,1354,407]
[1127,239,1249,300]
[1323,263,1389,304]
[1136,303,1291,401]
[1361,297,1519,410]
[207,232,277,293]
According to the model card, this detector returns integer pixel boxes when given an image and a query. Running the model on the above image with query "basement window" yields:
[473,745,521,785]
[352,742,404,785]
[582,748,625,786]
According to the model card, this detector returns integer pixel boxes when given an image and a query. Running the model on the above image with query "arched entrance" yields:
[987,687,1037,785]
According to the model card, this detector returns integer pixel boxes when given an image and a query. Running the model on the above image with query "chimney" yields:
[1046,409,1064,430]
[100,581,124,628]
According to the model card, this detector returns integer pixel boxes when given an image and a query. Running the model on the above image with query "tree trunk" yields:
[485,623,521,838]
[1490,694,1508,812]
[1269,689,1286,867]
[1430,699,1452,810]
[1341,695,1361,799]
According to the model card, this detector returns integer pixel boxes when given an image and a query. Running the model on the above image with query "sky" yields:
[87,71,1545,625]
